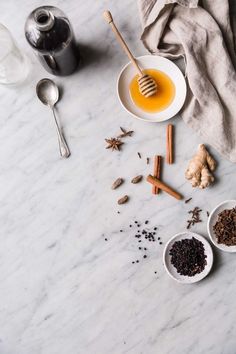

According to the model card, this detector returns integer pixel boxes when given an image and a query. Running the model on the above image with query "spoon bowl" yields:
[36,78,70,158]
[36,78,59,107]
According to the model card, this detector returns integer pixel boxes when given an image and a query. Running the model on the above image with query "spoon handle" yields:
[103,10,143,77]
[51,108,71,158]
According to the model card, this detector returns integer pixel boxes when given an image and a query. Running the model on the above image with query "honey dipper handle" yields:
[103,10,143,76]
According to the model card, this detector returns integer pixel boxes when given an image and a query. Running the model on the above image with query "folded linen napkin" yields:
[138,0,236,162]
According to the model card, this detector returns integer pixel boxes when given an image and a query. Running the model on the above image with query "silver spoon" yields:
[36,78,70,158]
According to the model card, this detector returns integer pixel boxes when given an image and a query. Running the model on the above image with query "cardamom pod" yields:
[131,175,143,184]
[117,195,129,205]
[111,178,124,190]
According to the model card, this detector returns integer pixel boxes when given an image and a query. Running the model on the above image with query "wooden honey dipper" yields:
[103,10,157,98]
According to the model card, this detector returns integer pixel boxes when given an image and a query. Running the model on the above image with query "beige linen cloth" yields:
[138,0,236,162]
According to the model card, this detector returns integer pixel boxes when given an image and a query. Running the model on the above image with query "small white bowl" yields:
[207,200,236,253]
[163,232,213,284]
[117,55,186,122]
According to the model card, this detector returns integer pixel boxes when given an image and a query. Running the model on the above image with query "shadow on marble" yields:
[205,241,222,281]
[77,42,108,68]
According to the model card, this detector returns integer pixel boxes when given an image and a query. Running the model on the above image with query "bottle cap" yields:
[34,9,55,31]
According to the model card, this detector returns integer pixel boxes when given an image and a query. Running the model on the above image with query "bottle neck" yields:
[34,9,55,31]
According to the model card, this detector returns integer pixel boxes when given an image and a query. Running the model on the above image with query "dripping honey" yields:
[129,69,175,113]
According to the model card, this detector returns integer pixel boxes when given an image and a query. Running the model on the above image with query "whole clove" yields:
[187,207,202,229]
[213,207,236,246]
[117,127,134,138]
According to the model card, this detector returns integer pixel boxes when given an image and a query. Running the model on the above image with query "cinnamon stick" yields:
[147,174,182,200]
[152,155,162,194]
[166,124,173,164]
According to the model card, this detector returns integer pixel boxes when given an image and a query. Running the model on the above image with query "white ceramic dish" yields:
[207,200,236,253]
[117,55,187,122]
[163,232,213,284]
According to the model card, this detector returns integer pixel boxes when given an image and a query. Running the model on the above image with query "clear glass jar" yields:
[0,24,29,86]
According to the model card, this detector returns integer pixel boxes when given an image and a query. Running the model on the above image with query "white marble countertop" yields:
[0,1,236,353]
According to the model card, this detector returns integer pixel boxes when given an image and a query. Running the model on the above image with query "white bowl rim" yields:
[116,54,187,123]
[207,199,236,253]
[163,231,214,284]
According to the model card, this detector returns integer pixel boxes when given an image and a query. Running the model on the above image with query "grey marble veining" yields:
[0,1,236,354]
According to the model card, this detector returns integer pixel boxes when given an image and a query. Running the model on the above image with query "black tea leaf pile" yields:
[169,237,207,277]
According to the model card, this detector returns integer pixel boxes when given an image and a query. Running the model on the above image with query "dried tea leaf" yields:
[137,152,141,159]
[111,178,124,190]
[117,195,129,205]
[131,175,143,184]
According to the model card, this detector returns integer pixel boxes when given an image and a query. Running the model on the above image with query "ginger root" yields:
[185,144,216,189]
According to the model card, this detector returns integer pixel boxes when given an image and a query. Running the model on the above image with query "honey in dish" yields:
[129,69,175,113]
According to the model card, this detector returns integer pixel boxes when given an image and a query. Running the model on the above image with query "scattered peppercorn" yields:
[110,220,163,271]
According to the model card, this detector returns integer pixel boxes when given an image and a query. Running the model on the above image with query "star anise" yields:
[117,127,134,138]
[105,138,124,151]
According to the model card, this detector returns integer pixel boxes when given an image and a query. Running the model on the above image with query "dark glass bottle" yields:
[25,6,79,76]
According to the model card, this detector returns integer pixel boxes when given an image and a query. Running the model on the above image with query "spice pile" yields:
[213,207,236,246]
[169,237,207,277]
